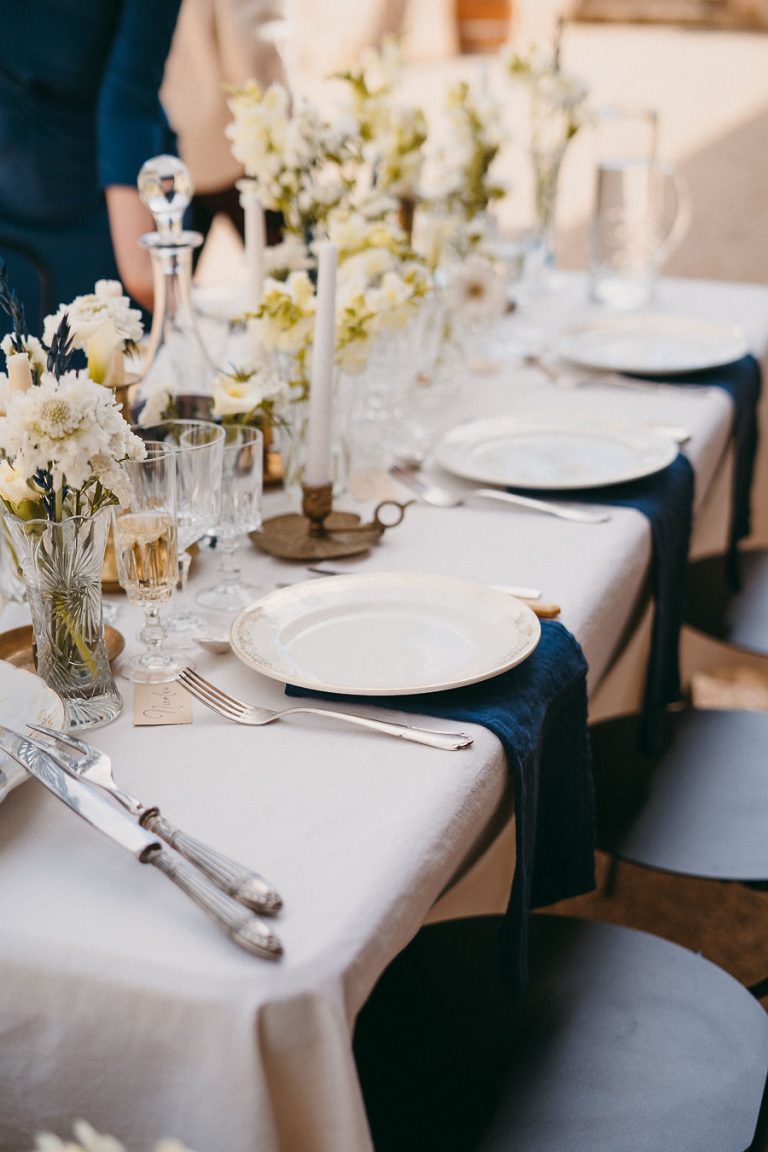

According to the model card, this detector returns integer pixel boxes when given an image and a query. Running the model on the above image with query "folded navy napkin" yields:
[510,453,693,754]
[287,619,595,993]
[634,354,761,588]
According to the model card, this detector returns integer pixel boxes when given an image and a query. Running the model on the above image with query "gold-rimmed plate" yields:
[0,625,125,674]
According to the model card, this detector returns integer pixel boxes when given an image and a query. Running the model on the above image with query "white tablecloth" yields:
[0,275,766,1152]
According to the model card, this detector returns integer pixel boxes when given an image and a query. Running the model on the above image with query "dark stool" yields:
[590,708,768,994]
[686,550,768,657]
[353,914,768,1152]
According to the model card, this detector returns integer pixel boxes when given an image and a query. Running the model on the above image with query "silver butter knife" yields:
[0,728,282,959]
[306,566,544,601]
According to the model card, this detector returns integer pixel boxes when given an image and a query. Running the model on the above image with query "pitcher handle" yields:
[656,161,691,267]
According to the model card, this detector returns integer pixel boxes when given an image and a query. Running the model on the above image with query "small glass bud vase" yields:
[6,508,122,729]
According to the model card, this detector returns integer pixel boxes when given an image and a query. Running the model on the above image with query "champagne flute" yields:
[195,425,263,613]
[135,419,225,640]
[112,441,182,683]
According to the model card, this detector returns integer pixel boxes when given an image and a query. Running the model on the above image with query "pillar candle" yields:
[305,242,338,489]
[7,352,32,392]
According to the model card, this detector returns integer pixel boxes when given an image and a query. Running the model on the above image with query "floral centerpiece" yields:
[502,23,589,268]
[43,279,143,387]
[225,80,359,240]
[335,38,428,236]
[0,266,147,728]
[425,78,506,224]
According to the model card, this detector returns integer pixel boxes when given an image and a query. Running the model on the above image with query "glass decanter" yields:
[137,155,214,399]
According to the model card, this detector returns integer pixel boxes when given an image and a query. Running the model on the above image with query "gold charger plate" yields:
[0,625,125,673]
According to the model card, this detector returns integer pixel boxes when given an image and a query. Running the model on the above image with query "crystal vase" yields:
[6,508,123,729]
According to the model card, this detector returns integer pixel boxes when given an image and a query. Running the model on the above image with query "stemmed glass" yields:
[135,420,225,640]
[195,425,263,614]
[112,441,182,683]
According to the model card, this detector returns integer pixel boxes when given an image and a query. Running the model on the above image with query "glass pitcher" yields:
[587,106,690,310]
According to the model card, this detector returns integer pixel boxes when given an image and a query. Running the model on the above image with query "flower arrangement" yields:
[502,27,589,249]
[251,217,432,389]
[226,81,359,237]
[336,38,428,202]
[43,280,143,386]
[210,362,289,427]
[425,79,506,221]
[0,270,146,524]
[0,264,146,726]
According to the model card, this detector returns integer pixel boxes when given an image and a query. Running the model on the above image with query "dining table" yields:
[0,271,766,1152]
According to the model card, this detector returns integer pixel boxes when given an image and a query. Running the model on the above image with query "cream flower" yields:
[211,365,288,420]
[444,255,507,326]
[43,281,143,385]
[0,369,146,518]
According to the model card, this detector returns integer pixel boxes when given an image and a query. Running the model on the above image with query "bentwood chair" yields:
[353,912,768,1151]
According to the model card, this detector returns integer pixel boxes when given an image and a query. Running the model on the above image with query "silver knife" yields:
[306,566,543,601]
[0,729,282,959]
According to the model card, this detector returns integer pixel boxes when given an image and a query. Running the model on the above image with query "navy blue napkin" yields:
[287,619,595,993]
[634,354,761,588]
[512,454,694,755]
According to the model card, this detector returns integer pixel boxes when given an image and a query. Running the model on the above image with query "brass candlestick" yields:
[250,483,411,561]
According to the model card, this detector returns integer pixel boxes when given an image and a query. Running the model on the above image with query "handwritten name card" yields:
[133,681,193,726]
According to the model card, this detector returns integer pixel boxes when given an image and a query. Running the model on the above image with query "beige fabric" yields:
[161,0,287,193]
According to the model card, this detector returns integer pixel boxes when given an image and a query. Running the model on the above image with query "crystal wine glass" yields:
[112,442,182,683]
[135,419,225,641]
[195,425,263,613]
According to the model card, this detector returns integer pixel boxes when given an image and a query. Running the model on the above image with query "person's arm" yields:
[97,0,182,311]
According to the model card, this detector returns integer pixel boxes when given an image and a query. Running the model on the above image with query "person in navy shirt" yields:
[0,0,181,325]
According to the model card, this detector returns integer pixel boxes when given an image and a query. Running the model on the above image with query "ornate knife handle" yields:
[143,844,283,958]
[141,809,282,914]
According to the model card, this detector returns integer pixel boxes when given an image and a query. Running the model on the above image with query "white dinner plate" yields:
[0,661,64,804]
[229,573,541,695]
[433,417,678,491]
[557,313,749,376]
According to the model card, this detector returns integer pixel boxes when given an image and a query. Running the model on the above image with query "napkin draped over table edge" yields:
[511,453,695,756]
[643,353,761,589]
[287,618,596,994]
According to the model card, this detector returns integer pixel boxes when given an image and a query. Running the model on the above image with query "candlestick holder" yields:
[250,483,412,560]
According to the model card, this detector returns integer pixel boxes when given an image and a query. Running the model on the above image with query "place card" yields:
[133,681,193,726]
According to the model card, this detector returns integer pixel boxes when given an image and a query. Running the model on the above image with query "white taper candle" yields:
[7,352,33,392]
[305,242,338,489]
[237,179,266,312]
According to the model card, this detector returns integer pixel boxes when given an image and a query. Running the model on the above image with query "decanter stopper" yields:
[138,155,193,242]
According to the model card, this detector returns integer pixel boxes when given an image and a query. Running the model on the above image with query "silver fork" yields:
[176,668,473,750]
[389,466,609,524]
[28,723,282,915]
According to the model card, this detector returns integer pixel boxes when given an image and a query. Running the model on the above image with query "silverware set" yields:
[0,724,283,959]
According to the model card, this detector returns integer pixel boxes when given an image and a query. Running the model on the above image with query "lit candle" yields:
[305,242,338,489]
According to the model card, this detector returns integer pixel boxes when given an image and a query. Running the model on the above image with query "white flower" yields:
[264,235,314,278]
[444,255,507,326]
[211,365,288,419]
[0,459,33,505]
[0,369,146,518]
[255,272,316,355]
[138,382,178,426]
[43,282,143,385]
